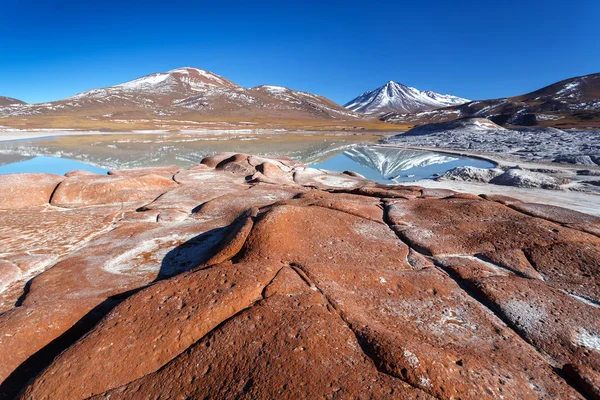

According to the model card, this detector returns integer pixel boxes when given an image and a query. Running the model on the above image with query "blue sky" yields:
[1,0,598,105]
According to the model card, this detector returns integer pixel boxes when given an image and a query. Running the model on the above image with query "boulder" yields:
[51,174,178,207]
[490,168,563,189]
[0,173,64,209]
[439,166,503,183]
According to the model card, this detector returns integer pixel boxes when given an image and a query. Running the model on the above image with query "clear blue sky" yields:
[1,0,598,105]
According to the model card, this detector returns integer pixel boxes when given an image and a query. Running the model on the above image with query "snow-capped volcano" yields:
[67,67,239,101]
[345,81,470,114]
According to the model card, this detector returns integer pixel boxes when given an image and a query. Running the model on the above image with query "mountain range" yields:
[344,81,469,114]
[1,69,599,130]
[0,68,390,131]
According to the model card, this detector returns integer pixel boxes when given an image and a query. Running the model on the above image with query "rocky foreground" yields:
[1,153,599,399]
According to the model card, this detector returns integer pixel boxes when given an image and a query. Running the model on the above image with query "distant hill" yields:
[0,96,26,106]
[345,81,469,114]
[382,73,600,129]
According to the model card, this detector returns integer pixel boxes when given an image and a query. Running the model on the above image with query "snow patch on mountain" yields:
[345,81,470,115]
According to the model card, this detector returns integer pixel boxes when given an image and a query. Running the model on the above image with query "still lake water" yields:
[0,133,495,183]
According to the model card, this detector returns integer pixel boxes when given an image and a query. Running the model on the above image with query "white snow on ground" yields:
[115,73,171,90]
[261,85,287,93]
[557,80,582,98]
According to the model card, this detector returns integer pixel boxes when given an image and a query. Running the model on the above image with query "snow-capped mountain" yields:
[345,81,470,115]
[67,67,239,104]
[382,73,600,129]
[0,67,363,129]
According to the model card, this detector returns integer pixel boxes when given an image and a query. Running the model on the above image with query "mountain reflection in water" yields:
[0,134,495,183]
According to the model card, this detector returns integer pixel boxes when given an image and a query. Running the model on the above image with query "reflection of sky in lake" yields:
[0,135,495,184]
[0,156,107,175]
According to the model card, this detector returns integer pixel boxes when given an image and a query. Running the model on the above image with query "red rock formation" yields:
[0,173,63,209]
[0,153,597,399]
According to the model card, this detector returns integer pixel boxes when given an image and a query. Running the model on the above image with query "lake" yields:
[0,132,495,183]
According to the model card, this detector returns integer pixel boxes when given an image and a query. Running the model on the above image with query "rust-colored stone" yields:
[0,173,64,209]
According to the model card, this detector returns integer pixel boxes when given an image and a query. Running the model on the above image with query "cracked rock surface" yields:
[0,153,599,399]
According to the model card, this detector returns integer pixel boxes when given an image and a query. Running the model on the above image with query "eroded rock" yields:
[0,153,596,399]
[0,173,64,209]
[51,174,178,207]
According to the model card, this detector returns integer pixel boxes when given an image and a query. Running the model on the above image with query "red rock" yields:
[444,192,483,200]
[293,167,369,190]
[87,266,432,399]
[51,174,178,207]
[199,152,239,168]
[188,163,211,171]
[240,204,407,270]
[0,173,64,209]
[107,165,180,177]
[421,187,456,198]
[64,169,98,177]
[0,216,250,385]
[354,186,419,199]
[564,363,600,399]
[192,183,304,224]
[22,261,282,399]
[479,194,523,205]
[278,190,385,222]
[173,168,248,185]
[234,204,580,398]
[256,161,285,177]
[477,248,545,280]
[388,197,599,257]
[511,202,600,236]
[343,170,366,178]
[0,206,123,312]
[467,275,600,391]
[141,177,249,214]
[0,260,21,294]
[1,155,598,399]
[524,241,600,302]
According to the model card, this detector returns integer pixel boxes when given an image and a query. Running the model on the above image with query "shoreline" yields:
[0,128,393,143]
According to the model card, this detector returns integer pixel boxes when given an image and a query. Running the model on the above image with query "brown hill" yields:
[0,96,25,107]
